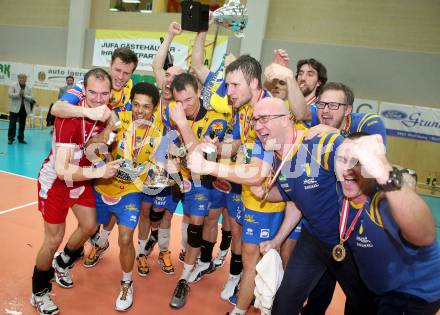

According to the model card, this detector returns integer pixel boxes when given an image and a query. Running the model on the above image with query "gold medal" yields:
[332,242,346,262]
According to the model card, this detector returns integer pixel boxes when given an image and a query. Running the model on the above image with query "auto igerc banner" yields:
[380,102,440,143]
[33,65,88,90]
[93,29,228,72]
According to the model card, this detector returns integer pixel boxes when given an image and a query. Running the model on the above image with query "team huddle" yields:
[30,22,440,315]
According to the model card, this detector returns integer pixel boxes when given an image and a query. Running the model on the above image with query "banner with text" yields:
[33,65,88,90]
[0,61,34,86]
[380,102,440,143]
[353,98,379,114]
[93,29,228,72]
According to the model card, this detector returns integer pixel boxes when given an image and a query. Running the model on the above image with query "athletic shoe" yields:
[30,289,59,315]
[213,249,229,269]
[188,261,215,283]
[158,250,175,274]
[228,293,255,307]
[115,280,133,311]
[52,252,73,289]
[137,254,149,277]
[169,279,190,309]
[178,249,186,263]
[83,241,109,268]
[144,234,158,256]
[220,273,241,301]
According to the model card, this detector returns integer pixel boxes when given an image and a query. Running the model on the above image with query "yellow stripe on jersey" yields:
[358,114,380,132]
[239,103,285,213]
[315,133,329,168]
[323,133,339,171]
[366,192,384,228]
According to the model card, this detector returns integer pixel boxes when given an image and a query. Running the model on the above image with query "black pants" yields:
[8,108,27,141]
[272,228,377,315]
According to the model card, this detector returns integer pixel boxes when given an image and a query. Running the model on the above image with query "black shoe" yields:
[8,139,13,145]
[144,235,158,256]
[169,279,190,309]
[18,140,27,144]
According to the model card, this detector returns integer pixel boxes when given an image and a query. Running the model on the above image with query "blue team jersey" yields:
[345,191,440,302]
[254,132,345,245]
[304,103,319,128]
[310,111,387,145]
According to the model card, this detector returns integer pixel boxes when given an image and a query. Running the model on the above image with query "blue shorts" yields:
[181,180,211,217]
[210,187,227,209]
[95,190,142,230]
[288,219,303,241]
[242,208,284,244]
[141,193,155,205]
[153,186,181,214]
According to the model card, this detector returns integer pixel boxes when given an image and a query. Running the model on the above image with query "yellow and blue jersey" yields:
[256,132,345,244]
[309,110,387,145]
[94,110,165,197]
[231,96,285,213]
[163,100,227,180]
[345,190,440,302]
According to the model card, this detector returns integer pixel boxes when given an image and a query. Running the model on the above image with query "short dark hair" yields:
[296,58,328,95]
[111,48,138,72]
[130,82,160,109]
[319,82,354,106]
[84,68,112,90]
[170,73,199,93]
[225,55,262,88]
[66,75,74,81]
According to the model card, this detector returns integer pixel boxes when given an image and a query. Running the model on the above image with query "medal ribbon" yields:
[81,100,98,147]
[264,129,297,198]
[132,117,153,163]
[339,197,363,243]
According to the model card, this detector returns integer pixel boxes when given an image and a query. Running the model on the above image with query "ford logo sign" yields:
[381,110,407,120]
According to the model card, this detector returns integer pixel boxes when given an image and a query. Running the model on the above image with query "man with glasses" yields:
[188,96,377,315]
[305,82,386,144]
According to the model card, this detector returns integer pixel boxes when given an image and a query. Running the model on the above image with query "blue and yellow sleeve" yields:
[357,114,387,147]
[314,133,345,172]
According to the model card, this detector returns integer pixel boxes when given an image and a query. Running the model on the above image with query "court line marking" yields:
[0,201,38,215]
[0,170,37,181]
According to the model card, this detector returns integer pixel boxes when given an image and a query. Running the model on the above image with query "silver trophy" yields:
[212,0,248,38]
[145,164,175,188]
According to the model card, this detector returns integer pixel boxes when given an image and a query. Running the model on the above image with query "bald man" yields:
[188,97,377,315]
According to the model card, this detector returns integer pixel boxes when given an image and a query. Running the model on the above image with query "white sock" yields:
[158,228,170,252]
[181,222,189,249]
[96,228,111,247]
[230,307,246,315]
[180,263,194,281]
[122,271,132,282]
[138,239,147,256]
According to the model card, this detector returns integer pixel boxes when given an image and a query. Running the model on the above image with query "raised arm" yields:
[152,22,182,89]
[191,31,210,83]
[51,101,112,121]
[264,63,310,121]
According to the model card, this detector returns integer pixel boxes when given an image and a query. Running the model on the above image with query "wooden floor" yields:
[0,171,345,315]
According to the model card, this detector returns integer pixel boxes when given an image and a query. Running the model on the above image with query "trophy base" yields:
[145,179,175,188]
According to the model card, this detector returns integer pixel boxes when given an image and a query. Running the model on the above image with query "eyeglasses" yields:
[316,101,347,110]
[250,114,287,126]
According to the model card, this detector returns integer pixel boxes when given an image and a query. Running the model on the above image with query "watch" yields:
[378,167,403,192]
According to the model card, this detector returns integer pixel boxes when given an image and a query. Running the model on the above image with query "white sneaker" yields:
[220,273,241,301]
[30,290,59,315]
[213,249,229,268]
[188,261,215,283]
[115,280,133,311]
[52,252,73,288]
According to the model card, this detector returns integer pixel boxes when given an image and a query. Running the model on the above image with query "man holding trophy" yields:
[92,82,168,311]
